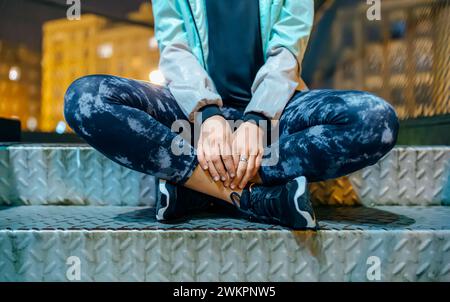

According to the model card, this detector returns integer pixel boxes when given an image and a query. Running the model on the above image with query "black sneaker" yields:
[156,179,215,221]
[231,176,318,230]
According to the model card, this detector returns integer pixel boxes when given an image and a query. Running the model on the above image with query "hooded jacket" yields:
[152,0,314,122]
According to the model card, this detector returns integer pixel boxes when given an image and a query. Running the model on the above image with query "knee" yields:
[63,75,109,130]
[379,103,399,151]
[355,92,399,153]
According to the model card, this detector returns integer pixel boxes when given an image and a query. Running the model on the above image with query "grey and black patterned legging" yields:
[64,75,399,185]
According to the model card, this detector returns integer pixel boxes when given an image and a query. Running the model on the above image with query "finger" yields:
[232,140,240,171]
[220,142,233,187]
[204,141,220,181]
[240,155,256,189]
[221,141,235,179]
[223,172,232,188]
[254,151,263,178]
[211,143,228,182]
[196,144,208,170]
[231,152,248,189]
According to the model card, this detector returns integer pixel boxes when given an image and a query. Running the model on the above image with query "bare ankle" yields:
[184,165,243,205]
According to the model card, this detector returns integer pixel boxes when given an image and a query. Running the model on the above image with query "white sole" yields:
[156,180,170,221]
[293,176,316,228]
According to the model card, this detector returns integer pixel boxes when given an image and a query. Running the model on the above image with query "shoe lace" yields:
[253,187,281,219]
[246,186,282,223]
[229,191,256,220]
[229,184,282,223]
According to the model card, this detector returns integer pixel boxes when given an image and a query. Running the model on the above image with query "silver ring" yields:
[240,156,248,163]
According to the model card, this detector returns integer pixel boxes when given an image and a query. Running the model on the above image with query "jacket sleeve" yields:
[244,0,314,121]
[153,0,222,123]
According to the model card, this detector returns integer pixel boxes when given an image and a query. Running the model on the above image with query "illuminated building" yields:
[0,41,41,131]
[315,0,449,119]
[41,3,159,132]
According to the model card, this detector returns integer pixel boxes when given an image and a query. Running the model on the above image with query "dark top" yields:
[200,0,268,124]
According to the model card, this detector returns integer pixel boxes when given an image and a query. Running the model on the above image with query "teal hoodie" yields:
[152,0,314,122]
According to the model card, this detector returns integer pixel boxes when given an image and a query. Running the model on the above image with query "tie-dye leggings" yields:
[64,75,399,185]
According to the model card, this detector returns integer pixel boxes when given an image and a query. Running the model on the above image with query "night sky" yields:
[0,0,149,52]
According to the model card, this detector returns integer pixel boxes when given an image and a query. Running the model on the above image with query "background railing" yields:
[308,0,450,120]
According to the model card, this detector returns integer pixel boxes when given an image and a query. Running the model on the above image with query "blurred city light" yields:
[8,66,21,81]
[149,36,158,49]
[26,117,38,131]
[55,121,67,134]
[149,69,165,86]
[97,43,113,58]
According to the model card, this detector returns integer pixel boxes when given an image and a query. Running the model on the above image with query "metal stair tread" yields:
[1,205,449,231]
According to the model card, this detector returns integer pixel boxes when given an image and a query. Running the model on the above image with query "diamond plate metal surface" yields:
[1,145,449,206]
[1,205,449,231]
[0,144,156,207]
[348,147,450,206]
[312,146,450,206]
[0,205,449,282]
[309,176,360,206]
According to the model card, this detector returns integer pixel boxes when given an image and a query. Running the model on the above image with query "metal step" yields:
[0,205,449,281]
[0,144,157,207]
[1,144,449,206]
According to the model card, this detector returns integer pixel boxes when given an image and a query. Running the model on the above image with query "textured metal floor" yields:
[1,205,449,231]
[1,205,449,282]
[1,144,449,281]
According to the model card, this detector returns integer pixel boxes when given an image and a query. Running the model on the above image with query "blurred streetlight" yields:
[97,43,113,59]
[149,36,158,49]
[27,117,38,131]
[9,66,21,81]
[149,69,165,86]
[55,121,67,134]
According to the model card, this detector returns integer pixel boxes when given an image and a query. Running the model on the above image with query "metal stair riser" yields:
[0,230,449,282]
[0,147,157,206]
[0,146,449,206]
[349,147,450,206]
[313,147,450,206]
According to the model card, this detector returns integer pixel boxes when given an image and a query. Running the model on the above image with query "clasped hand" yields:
[197,115,264,189]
